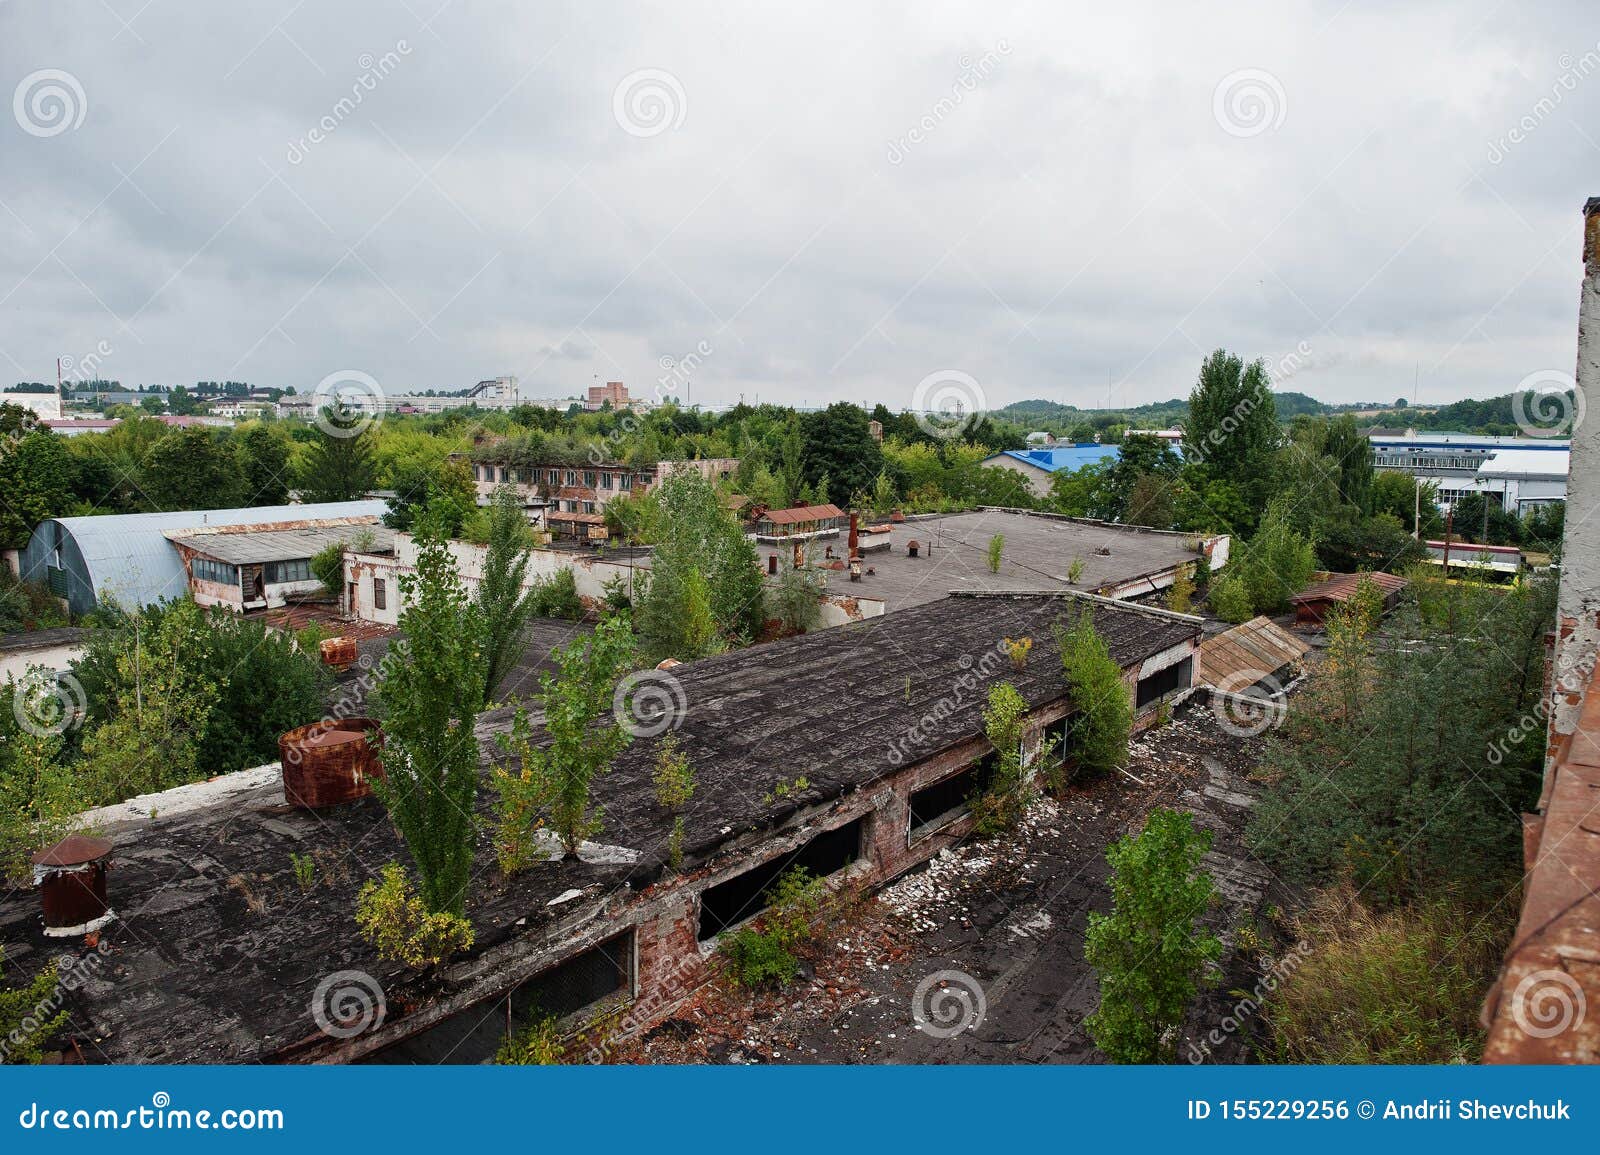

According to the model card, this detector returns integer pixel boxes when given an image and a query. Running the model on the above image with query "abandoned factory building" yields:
[0,591,1201,1064]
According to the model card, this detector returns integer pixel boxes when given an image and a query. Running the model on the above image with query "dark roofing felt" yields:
[0,593,1195,1063]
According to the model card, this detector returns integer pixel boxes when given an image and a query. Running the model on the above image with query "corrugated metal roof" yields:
[992,444,1121,474]
[759,503,845,525]
[1289,570,1408,605]
[40,501,387,609]
[169,523,393,565]
[1197,616,1309,688]
[1477,448,1571,478]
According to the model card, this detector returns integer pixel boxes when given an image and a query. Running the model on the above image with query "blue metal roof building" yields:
[19,500,387,616]
[990,444,1122,473]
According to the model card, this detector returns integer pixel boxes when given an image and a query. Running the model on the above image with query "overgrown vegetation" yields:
[494,615,637,865]
[1262,884,1515,1063]
[1248,573,1556,901]
[768,554,826,636]
[355,863,476,968]
[372,511,487,916]
[0,951,68,1064]
[495,1010,565,1064]
[476,485,542,706]
[986,534,1004,573]
[1055,610,1132,781]
[632,469,764,662]
[651,731,695,811]
[1085,809,1221,1063]
[722,865,826,988]
[971,682,1041,833]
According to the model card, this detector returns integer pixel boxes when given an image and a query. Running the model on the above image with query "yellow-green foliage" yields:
[0,952,68,1064]
[355,863,475,968]
[495,1011,565,1065]
[1263,884,1516,1064]
[652,732,695,811]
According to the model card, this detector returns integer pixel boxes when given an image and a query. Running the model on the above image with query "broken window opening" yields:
[696,817,864,942]
[907,761,987,840]
[361,929,634,1065]
[1136,656,1191,709]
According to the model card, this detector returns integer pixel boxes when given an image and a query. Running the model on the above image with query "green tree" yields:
[299,422,377,503]
[801,403,883,506]
[373,511,488,915]
[777,414,806,508]
[477,485,540,706]
[383,458,476,536]
[1085,808,1222,1063]
[143,427,242,510]
[769,553,826,635]
[235,423,291,506]
[0,430,73,548]
[1056,609,1132,778]
[971,682,1044,833]
[495,615,636,860]
[1182,349,1280,522]
[634,469,763,661]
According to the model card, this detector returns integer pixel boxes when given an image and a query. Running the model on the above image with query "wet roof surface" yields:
[818,509,1199,612]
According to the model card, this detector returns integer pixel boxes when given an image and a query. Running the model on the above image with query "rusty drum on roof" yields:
[278,717,384,809]
[32,834,114,937]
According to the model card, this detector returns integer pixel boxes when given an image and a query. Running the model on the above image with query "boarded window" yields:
[373,578,386,610]
[1136,657,1191,708]
[696,818,864,942]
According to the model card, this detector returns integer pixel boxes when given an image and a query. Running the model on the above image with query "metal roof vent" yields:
[32,835,115,938]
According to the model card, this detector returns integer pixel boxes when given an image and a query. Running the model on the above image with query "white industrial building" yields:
[1369,432,1569,515]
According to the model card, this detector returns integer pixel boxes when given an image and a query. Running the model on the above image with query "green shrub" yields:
[1056,610,1132,780]
[971,682,1039,832]
[721,865,826,988]
[0,951,68,1064]
[987,534,1005,573]
[310,542,345,591]
[355,863,475,968]
[526,567,584,621]
[652,732,694,811]
[495,1011,565,1065]
[1085,809,1221,1063]
[1208,572,1253,623]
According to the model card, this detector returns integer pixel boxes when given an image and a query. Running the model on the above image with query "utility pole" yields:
[1413,477,1421,540]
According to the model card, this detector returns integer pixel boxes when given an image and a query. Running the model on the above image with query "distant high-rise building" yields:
[586,380,631,410]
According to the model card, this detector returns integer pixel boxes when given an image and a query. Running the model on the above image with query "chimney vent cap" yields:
[33,835,113,869]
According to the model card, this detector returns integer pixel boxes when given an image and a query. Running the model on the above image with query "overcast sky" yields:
[2,1,1599,413]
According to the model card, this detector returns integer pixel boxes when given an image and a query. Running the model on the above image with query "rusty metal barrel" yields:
[278,718,384,809]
